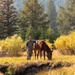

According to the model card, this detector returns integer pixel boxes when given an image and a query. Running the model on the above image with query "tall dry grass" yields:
[37,65,75,75]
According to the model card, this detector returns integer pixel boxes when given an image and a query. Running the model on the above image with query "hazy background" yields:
[13,0,66,11]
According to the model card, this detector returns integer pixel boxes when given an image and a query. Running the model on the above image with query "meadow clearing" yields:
[0,33,75,75]
[37,65,75,75]
[0,50,75,75]
[0,50,75,65]
[36,50,75,75]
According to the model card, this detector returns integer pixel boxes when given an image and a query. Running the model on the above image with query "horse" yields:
[33,40,53,60]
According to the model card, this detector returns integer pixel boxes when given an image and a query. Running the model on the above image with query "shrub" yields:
[0,34,25,56]
[0,40,7,56]
[5,66,15,75]
[54,31,75,55]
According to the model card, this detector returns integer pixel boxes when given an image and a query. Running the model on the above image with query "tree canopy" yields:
[0,0,18,39]
[18,0,50,40]
[57,0,75,34]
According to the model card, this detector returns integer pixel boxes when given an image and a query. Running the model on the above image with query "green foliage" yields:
[18,0,50,40]
[0,0,18,39]
[33,29,41,40]
[46,0,57,31]
[18,12,28,40]
[45,27,55,43]
[5,66,15,75]
[39,27,59,43]
[25,25,33,40]
[57,0,75,34]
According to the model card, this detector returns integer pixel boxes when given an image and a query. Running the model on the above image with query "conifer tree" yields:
[0,0,18,39]
[19,0,49,39]
[57,0,75,34]
[46,0,57,30]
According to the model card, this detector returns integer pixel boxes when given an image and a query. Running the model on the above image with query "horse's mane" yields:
[33,40,52,52]
[41,41,51,52]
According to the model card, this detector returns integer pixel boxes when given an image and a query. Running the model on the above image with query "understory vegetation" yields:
[0,34,25,56]
[0,31,75,56]
[54,31,75,55]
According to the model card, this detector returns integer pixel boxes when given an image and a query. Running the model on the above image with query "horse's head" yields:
[41,41,53,60]
[47,44,56,60]
[46,48,53,60]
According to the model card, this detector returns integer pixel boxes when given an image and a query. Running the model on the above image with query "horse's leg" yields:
[40,50,42,59]
[50,52,52,60]
[37,51,39,59]
[34,50,36,60]
[47,52,49,60]
[43,50,45,60]
[41,51,42,59]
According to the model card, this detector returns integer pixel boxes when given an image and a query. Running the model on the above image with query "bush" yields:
[54,31,75,55]
[5,66,15,75]
[0,34,25,56]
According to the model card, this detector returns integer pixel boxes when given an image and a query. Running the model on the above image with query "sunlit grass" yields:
[0,51,75,75]
[0,56,50,65]
[53,55,75,62]
[37,65,75,75]
[51,50,75,62]
[36,51,75,75]
[0,55,75,65]
[0,51,75,65]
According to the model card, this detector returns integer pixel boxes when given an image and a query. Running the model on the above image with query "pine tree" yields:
[0,0,18,39]
[46,0,57,30]
[64,0,70,6]
[19,0,49,39]
[0,0,7,39]
[57,0,75,34]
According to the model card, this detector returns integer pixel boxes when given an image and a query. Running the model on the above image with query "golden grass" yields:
[0,51,75,75]
[36,51,75,75]
[0,56,51,66]
[52,50,75,62]
[0,51,75,65]
[37,65,75,75]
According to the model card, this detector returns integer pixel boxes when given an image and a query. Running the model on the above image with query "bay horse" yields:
[33,40,53,60]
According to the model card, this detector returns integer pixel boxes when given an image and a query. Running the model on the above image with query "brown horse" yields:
[33,40,53,60]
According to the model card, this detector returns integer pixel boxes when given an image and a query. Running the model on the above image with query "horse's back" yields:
[35,40,49,50]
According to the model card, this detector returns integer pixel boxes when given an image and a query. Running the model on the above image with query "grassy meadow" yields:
[36,65,75,75]
[0,51,75,75]
[36,51,75,75]
[0,50,75,65]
